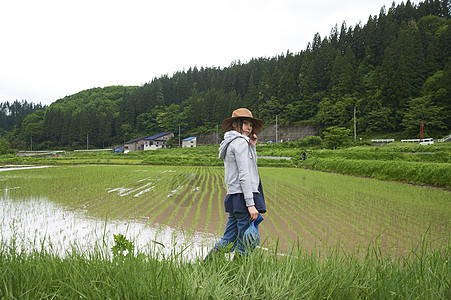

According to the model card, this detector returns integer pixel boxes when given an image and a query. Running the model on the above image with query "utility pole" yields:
[87,134,89,150]
[275,115,278,143]
[420,121,424,141]
[354,106,356,143]
[30,136,33,151]
[179,125,181,148]
[216,124,219,144]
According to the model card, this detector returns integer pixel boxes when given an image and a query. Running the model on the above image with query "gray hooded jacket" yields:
[219,130,260,207]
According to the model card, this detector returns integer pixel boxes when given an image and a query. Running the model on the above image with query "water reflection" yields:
[1,195,217,261]
[0,165,53,172]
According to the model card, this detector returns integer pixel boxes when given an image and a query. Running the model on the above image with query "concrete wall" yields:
[197,132,219,146]
[257,123,316,143]
[195,124,316,145]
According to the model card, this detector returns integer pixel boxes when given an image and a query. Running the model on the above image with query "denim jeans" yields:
[215,212,260,255]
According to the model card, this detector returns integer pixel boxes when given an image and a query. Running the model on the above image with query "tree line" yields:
[1,0,449,151]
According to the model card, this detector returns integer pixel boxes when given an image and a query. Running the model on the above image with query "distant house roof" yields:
[182,137,196,141]
[124,136,149,144]
[125,132,173,144]
[144,132,173,141]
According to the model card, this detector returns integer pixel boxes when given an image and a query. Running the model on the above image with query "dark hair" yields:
[233,118,253,134]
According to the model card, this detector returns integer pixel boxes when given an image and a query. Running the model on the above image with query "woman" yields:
[204,108,266,262]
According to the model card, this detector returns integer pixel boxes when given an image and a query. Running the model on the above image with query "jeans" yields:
[215,212,260,255]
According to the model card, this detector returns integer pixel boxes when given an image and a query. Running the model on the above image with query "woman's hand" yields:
[247,205,259,221]
[249,133,258,146]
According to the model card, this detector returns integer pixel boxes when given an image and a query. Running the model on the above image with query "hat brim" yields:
[222,116,263,133]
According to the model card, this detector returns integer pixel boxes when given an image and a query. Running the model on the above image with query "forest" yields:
[0,0,449,150]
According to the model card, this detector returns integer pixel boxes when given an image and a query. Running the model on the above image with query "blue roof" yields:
[182,137,196,141]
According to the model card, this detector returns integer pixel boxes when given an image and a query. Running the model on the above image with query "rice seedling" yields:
[1,164,449,257]
[0,163,449,298]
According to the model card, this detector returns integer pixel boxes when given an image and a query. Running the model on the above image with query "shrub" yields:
[322,126,351,149]
[302,136,323,146]
[0,138,14,155]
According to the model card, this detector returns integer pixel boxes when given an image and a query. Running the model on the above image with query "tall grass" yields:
[1,235,449,299]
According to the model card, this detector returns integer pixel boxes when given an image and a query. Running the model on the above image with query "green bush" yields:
[0,138,13,155]
[302,135,323,146]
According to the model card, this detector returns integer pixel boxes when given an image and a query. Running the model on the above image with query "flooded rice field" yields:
[0,165,218,260]
[0,164,53,172]
[1,196,216,260]
[1,164,449,259]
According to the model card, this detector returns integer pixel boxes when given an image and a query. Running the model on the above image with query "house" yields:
[124,132,173,152]
[144,132,174,150]
[182,136,197,148]
[124,136,148,152]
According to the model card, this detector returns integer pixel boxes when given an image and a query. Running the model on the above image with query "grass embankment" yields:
[301,143,451,187]
[1,238,449,299]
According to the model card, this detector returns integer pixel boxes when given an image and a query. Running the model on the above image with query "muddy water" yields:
[1,195,217,260]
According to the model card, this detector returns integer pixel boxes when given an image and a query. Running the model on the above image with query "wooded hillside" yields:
[1,0,449,150]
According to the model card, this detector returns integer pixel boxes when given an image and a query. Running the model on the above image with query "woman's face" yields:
[233,118,253,137]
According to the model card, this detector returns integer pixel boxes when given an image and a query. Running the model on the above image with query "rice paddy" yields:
[1,164,450,299]
[1,164,449,258]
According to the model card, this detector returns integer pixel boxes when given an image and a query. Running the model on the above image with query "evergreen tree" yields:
[243,74,259,111]
[277,52,299,105]
[329,48,355,97]
[402,96,446,136]
[19,110,45,148]
[362,107,396,133]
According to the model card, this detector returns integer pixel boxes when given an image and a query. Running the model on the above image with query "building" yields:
[124,136,148,152]
[124,132,173,152]
[182,136,197,148]
[144,132,174,150]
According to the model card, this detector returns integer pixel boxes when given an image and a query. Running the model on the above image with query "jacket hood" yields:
[219,130,249,160]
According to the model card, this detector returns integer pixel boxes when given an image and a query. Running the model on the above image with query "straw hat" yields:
[222,108,263,132]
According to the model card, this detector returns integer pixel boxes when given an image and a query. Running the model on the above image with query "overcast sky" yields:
[0,0,421,106]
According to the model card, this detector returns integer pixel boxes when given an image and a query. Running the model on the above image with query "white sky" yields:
[0,0,421,106]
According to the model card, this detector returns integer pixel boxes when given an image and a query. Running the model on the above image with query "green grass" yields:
[305,158,451,187]
[1,236,449,299]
